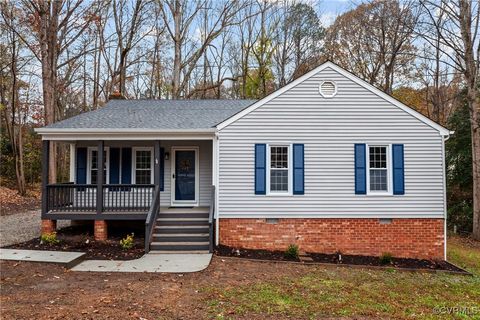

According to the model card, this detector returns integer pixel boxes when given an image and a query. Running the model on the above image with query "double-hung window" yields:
[88,148,109,184]
[368,146,389,193]
[133,148,153,184]
[269,146,289,193]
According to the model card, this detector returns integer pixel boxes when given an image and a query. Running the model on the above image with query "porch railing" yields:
[103,184,155,212]
[46,183,155,213]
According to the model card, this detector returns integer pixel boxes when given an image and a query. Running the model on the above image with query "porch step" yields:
[154,225,209,234]
[150,241,209,251]
[152,233,209,242]
[156,217,209,226]
[149,250,210,254]
[150,209,211,252]
[159,212,209,219]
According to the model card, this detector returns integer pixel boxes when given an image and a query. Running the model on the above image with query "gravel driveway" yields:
[0,210,69,247]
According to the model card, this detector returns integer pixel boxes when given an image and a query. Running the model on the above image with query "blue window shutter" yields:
[354,144,367,194]
[392,144,405,195]
[121,147,132,184]
[254,144,266,195]
[160,147,165,191]
[293,144,304,195]
[76,147,87,184]
[110,148,120,184]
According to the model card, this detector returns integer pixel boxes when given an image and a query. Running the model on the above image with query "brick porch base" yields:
[41,219,57,235]
[219,218,444,260]
[94,220,108,241]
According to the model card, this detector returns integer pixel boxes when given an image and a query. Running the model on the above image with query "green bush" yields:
[40,232,60,245]
[285,244,299,260]
[120,233,135,250]
[379,252,393,265]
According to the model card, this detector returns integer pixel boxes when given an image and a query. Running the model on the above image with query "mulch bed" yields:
[216,245,467,273]
[5,225,144,260]
[216,245,300,262]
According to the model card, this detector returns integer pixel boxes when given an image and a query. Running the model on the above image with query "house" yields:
[35,62,452,260]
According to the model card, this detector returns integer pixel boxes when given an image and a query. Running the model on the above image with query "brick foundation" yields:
[219,218,445,260]
[94,220,108,241]
[41,219,57,235]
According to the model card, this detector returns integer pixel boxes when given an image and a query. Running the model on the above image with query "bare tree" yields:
[324,0,417,93]
[0,4,27,195]
[418,0,480,239]
[5,0,97,183]
[159,0,247,98]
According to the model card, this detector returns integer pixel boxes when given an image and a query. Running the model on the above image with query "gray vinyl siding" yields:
[75,140,212,207]
[218,67,445,218]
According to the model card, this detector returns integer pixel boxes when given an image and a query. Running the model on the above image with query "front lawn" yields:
[1,235,479,319]
[205,236,480,319]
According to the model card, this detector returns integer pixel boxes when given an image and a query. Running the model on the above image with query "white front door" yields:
[171,147,199,207]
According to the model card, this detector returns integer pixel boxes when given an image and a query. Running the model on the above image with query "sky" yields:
[318,0,353,26]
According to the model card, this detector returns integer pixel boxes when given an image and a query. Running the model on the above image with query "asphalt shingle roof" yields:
[45,99,256,130]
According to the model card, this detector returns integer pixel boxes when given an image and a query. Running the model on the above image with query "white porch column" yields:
[69,143,76,182]
[213,133,220,245]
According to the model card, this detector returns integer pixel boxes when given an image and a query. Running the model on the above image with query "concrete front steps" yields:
[150,211,210,252]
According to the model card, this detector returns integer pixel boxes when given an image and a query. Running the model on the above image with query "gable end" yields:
[216,61,450,136]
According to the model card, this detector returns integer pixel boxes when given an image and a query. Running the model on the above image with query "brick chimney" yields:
[108,90,126,100]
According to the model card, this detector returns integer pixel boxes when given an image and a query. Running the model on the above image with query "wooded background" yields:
[0,0,478,238]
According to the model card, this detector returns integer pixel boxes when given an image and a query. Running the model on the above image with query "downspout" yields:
[442,131,454,261]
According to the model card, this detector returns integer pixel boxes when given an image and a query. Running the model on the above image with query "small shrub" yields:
[379,252,393,265]
[40,232,60,245]
[285,244,299,260]
[120,233,135,250]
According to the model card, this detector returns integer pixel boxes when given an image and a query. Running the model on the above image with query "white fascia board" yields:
[35,128,217,141]
[35,128,217,134]
[216,61,450,136]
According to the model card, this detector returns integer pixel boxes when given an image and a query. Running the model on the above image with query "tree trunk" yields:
[172,0,182,99]
[469,89,480,239]
[38,0,59,184]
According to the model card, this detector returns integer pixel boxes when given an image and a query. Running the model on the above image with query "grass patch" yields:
[206,237,480,319]
[448,236,480,274]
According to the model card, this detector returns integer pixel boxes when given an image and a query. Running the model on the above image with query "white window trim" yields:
[319,80,337,98]
[266,144,292,195]
[132,147,154,185]
[366,144,392,196]
[87,147,110,184]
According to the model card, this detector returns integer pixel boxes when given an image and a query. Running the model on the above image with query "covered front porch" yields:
[40,136,217,253]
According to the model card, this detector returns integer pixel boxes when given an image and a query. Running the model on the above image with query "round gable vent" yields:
[319,81,337,98]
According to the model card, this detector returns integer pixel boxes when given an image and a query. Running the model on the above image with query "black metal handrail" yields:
[145,185,161,253]
[208,185,216,253]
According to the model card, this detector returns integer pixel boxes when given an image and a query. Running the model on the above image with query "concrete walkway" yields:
[1,247,212,273]
[0,248,85,268]
[71,253,212,273]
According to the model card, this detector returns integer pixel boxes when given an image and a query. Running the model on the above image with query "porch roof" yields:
[38,99,256,131]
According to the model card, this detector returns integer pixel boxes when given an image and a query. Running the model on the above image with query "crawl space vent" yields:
[319,81,337,98]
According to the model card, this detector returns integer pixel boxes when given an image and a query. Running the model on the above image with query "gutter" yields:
[34,128,217,134]
[442,131,454,260]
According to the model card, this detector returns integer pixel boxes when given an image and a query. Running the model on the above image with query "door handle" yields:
[172,173,175,179]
